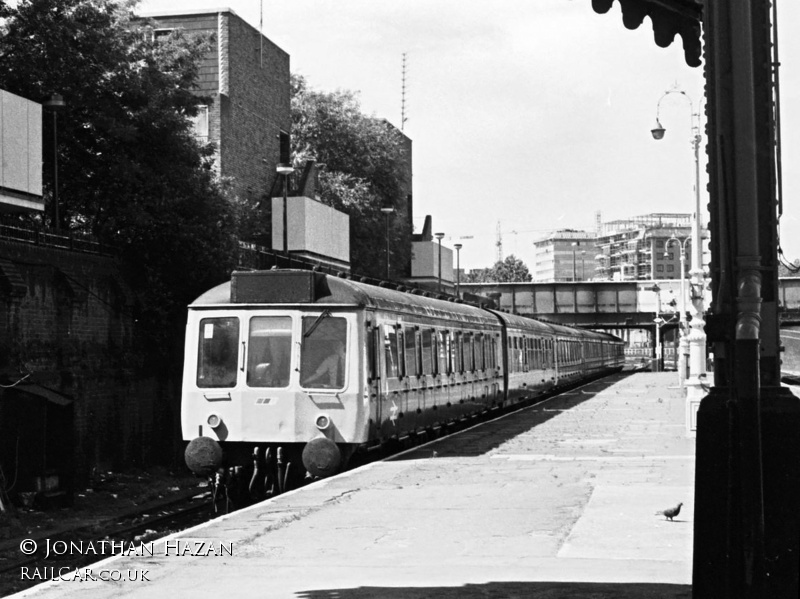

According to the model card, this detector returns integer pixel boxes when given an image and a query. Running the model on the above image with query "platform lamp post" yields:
[649,283,663,372]
[454,243,462,297]
[651,87,707,399]
[380,205,395,280]
[571,242,578,281]
[581,250,586,281]
[43,94,66,232]
[665,236,691,388]
[435,232,445,292]
[276,163,294,258]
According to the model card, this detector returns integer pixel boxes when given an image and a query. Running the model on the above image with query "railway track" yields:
[0,491,212,595]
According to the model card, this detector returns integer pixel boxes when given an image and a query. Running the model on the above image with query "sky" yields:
[137,0,800,272]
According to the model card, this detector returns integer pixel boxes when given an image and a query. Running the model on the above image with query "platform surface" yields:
[13,372,696,598]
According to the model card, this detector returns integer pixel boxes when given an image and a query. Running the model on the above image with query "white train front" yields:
[181,269,624,501]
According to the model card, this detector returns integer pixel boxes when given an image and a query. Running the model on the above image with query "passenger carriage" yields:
[181,269,624,499]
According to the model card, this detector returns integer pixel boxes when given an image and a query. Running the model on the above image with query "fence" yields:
[0,215,113,255]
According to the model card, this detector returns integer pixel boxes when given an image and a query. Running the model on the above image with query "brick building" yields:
[140,8,291,204]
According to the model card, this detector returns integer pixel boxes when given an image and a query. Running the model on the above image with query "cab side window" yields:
[300,316,348,389]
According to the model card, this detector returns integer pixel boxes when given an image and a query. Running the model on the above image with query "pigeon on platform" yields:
[655,502,683,521]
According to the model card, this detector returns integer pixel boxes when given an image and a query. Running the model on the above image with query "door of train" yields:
[367,319,383,431]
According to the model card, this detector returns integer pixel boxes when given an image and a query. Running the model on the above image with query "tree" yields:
[492,254,532,282]
[0,0,238,352]
[290,74,412,279]
[464,255,532,283]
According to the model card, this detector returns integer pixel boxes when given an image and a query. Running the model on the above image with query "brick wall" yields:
[0,241,181,486]
[146,10,291,204]
[224,12,291,203]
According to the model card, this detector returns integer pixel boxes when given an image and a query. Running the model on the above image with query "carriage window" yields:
[438,330,449,374]
[383,324,400,379]
[521,338,526,371]
[300,315,348,389]
[405,328,418,377]
[197,317,239,388]
[247,316,291,388]
[454,332,463,373]
[464,334,474,372]
[421,329,434,375]
[475,334,484,371]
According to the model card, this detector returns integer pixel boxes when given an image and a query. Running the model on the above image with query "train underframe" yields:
[184,438,360,512]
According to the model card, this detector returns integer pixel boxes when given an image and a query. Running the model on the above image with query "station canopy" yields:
[591,0,703,67]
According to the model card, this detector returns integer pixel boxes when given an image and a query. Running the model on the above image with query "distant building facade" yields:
[140,8,290,203]
[532,230,596,282]
[532,214,695,283]
[595,213,693,281]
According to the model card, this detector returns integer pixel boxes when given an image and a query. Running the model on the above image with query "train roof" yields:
[190,270,623,342]
[482,308,557,336]
[190,270,501,327]
[485,309,618,340]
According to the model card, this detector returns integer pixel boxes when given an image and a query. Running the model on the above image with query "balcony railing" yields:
[0,215,113,255]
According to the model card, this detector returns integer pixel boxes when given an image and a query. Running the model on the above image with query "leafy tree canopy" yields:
[290,74,411,279]
[464,254,532,283]
[0,0,238,351]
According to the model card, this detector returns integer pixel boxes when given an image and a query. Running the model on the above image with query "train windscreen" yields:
[247,316,292,388]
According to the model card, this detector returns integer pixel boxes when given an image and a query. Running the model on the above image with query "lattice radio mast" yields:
[401,53,409,130]
[496,221,503,263]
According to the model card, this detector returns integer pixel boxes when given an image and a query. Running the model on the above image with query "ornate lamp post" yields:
[380,205,395,280]
[454,243,462,297]
[43,94,66,232]
[651,87,707,397]
[665,235,691,388]
[435,232,445,292]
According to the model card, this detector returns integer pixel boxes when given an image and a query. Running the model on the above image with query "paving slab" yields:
[10,372,695,599]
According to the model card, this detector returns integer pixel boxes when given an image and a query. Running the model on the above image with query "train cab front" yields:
[180,271,368,506]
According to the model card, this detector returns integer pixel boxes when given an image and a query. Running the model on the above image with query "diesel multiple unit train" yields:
[182,269,625,499]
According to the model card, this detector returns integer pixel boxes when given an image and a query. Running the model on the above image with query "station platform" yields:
[15,372,695,599]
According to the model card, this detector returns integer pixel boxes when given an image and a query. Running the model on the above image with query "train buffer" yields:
[17,372,695,599]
